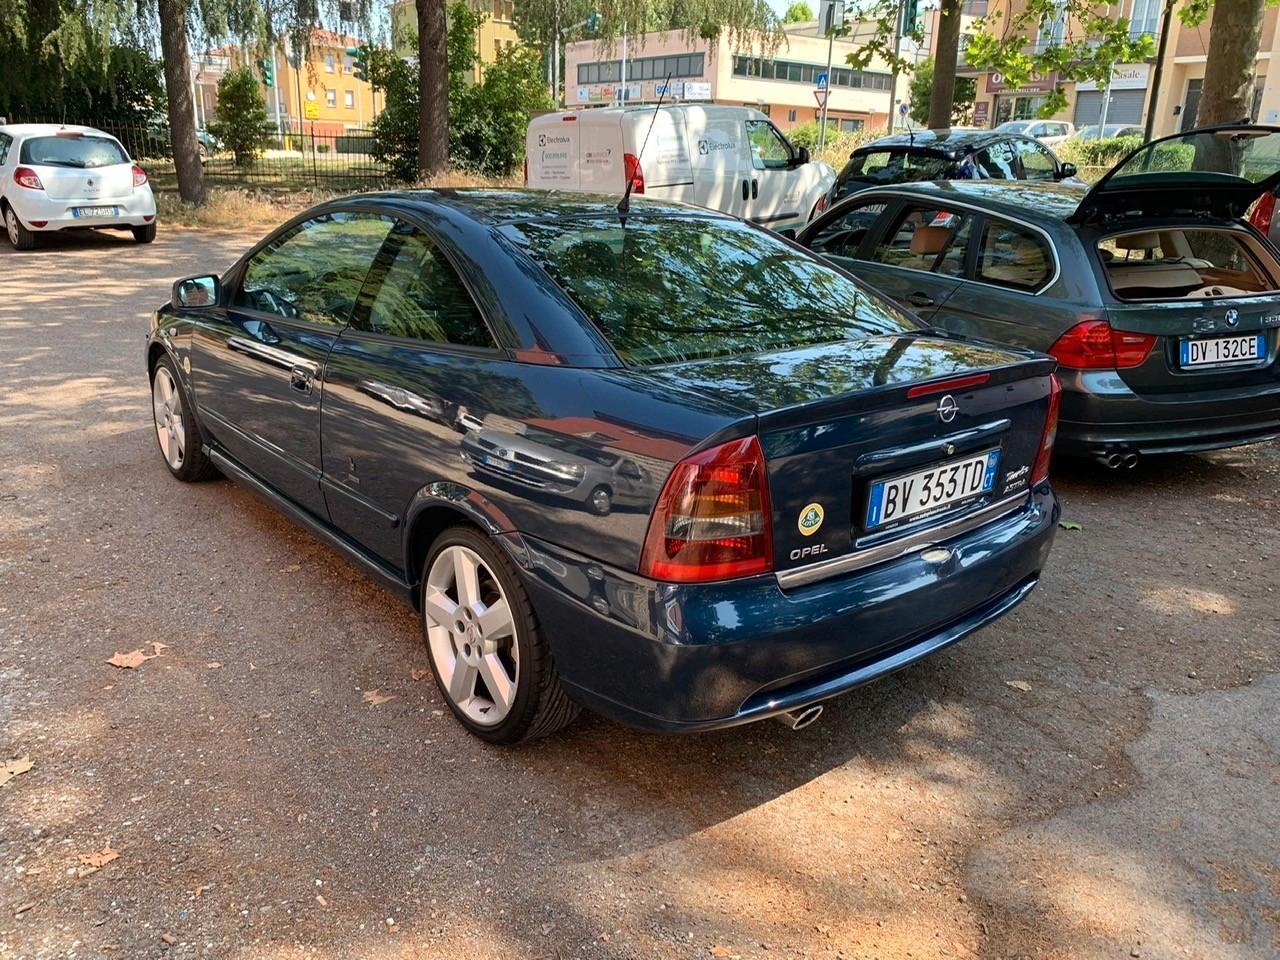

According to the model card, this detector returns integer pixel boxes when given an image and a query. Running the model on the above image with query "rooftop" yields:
[858,180,1087,221]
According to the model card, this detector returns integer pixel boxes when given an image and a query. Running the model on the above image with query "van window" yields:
[502,216,917,365]
[746,120,792,170]
[1099,228,1275,300]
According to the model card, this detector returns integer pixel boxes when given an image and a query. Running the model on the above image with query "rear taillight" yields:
[1049,319,1155,370]
[1249,190,1276,235]
[623,152,644,194]
[815,194,828,215]
[132,164,148,187]
[13,166,43,190]
[639,436,772,583]
[1031,374,1062,486]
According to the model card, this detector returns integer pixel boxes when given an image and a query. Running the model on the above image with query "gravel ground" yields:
[1,227,1278,960]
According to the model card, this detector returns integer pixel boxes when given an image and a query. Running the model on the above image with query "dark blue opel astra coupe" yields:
[147,190,1061,742]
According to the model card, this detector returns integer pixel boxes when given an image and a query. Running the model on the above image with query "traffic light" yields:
[902,0,920,34]
[259,58,275,87]
[585,11,600,32]
[348,45,369,82]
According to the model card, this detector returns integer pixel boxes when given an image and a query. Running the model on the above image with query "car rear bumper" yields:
[8,188,157,230]
[1056,370,1280,457]
[512,484,1058,732]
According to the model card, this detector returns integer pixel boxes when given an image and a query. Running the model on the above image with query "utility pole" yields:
[818,0,842,148]
[887,0,907,134]
[1143,0,1175,142]
[620,25,628,103]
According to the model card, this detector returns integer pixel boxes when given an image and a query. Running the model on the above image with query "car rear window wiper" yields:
[33,159,88,168]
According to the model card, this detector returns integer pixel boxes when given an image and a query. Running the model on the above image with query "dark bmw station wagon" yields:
[147,191,1060,742]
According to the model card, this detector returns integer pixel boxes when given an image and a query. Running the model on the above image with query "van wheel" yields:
[5,206,35,250]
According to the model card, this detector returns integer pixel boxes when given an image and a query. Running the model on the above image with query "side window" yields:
[807,202,888,261]
[1017,140,1057,181]
[872,205,975,276]
[976,219,1052,292]
[745,119,792,170]
[361,222,496,348]
[0,133,11,165]
[236,212,392,325]
[975,142,1017,179]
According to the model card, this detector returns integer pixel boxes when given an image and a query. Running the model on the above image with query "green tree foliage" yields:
[907,59,975,126]
[207,66,273,165]
[368,46,422,181]
[782,1,813,22]
[0,37,166,124]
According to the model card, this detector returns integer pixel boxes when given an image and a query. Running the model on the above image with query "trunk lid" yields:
[1069,124,1280,225]
[37,162,134,201]
[639,334,1056,577]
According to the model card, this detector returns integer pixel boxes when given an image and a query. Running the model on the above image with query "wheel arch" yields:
[402,483,523,607]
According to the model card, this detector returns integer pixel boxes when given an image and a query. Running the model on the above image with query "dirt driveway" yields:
[1,227,1278,960]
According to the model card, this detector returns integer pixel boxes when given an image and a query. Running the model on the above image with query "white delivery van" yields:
[525,105,836,234]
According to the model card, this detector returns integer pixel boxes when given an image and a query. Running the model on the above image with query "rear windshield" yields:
[1098,228,1276,301]
[840,150,954,187]
[1106,128,1280,186]
[502,215,917,365]
[20,134,128,168]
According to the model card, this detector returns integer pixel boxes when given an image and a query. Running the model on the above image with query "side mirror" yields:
[173,274,219,309]
[1058,162,1078,180]
[794,145,811,167]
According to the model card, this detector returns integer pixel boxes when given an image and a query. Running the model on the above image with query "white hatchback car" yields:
[0,123,158,250]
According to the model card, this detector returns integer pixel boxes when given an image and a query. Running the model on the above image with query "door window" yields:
[0,133,10,165]
[975,142,1017,179]
[360,223,496,348]
[745,120,792,170]
[235,211,393,325]
[1017,140,1058,181]
[976,220,1053,291]
[807,202,888,260]
[872,205,975,276]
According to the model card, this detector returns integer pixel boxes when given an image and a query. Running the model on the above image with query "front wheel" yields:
[587,485,612,516]
[4,206,35,250]
[421,525,579,743]
[151,356,217,481]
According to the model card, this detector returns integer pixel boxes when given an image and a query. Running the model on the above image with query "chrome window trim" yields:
[775,491,1032,590]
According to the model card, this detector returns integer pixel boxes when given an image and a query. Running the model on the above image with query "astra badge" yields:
[797,503,825,536]
[1225,308,1240,327]
[937,394,959,423]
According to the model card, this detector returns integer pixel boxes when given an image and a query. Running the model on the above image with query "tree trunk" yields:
[1196,0,1265,126]
[927,0,962,130]
[157,0,205,204]
[417,0,449,179]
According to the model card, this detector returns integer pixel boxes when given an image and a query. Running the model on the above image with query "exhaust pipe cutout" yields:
[1122,452,1139,470]
[1097,449,1141,470]
[774,704,823,730]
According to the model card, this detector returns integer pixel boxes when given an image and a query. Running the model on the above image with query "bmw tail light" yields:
[1049,319,1155,370]
[639,436,772,582]
[1031,374,1062,486]
[623,152,645,194]
[14,167,43,190]
[132,164,148,187]
[1249,190,1275,235]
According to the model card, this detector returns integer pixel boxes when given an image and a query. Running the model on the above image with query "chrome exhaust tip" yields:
[773,704,823,730]
[1122,452,1139,469]
[1104,452,1124,470]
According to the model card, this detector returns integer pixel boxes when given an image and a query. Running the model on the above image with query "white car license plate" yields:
[866,448,1001,530]
[72,206,119,217]
[1180,334,1264,368]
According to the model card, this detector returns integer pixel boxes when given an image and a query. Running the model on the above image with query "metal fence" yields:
[22,119,397,193]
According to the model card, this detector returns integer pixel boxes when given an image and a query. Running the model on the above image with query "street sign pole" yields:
[887,0,906,134]
[816,0,842,150]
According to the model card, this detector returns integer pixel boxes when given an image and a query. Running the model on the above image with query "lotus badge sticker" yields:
[798,503,824,536]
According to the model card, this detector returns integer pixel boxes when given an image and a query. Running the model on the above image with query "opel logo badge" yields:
[937,394,959,423]
[1225,308,1240,327]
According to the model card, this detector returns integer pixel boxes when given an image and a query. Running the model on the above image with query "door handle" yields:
[751,178,758,200]
[907,292,936,308]
[741,179,749,201]
[290,362,317,394]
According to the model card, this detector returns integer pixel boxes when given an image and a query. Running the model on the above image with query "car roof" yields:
[343,188,729,225]
[854,128,1024,156]
[853,180,1087,222]
[0,123,112,138]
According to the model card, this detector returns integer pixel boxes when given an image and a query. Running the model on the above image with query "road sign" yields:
[814,89,828,109]
[304,101,320,120]
[899,102,909,116]
[816,72,828,91]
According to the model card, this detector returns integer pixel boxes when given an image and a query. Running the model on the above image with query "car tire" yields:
[587,485,612,516]
[4,205,36,251]
[151,356,217,482]
[133,223,157,244]
[421,524,580,744]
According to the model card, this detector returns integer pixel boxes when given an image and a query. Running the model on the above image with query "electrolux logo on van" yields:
[537,133,573,148]
[697,138,736,156]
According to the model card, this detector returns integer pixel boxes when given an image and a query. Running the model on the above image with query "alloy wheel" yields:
[423,545,519,726]
[5,209,18,247]
[152,366,186,470]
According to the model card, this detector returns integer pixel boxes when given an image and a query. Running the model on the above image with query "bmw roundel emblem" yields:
[1225,308,1240,327]
[937,394,959,423]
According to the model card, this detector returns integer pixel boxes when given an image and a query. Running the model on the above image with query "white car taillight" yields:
[132,164,148,188]
[14,167,43,190]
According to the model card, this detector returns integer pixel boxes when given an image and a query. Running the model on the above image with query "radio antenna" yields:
[618,73,672,218]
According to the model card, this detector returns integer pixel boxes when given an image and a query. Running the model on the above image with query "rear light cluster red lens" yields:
[1049,319,1155,369]
[640,436,772,583]
[906,372,991,399]
[1249,190,1276,235]
[132,164,148,187]
[14,167,43,190]
[1031,374,1062,486]
[623,152,645,194]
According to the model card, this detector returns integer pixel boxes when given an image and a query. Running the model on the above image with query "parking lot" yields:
[1,228,1279,959]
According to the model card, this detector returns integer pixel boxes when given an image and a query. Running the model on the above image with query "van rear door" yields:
[526,113,584,190]
[633,108,693,194]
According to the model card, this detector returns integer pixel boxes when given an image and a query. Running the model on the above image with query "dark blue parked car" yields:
[148,190,1061,742]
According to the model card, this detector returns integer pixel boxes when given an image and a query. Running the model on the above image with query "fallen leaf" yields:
[363,690,395,706]
[79,845,120,869]
[160,933,177,945]
[205,661,221,669]
[1005,680,1033,692]
[315,894,328,907]
[151,642,169,656]
[283,564,302,573]
[410,668,430,682]
[107,649,157,669]
[0,755,34,787]
[710,947,732,959]
[1058,519,1083,531]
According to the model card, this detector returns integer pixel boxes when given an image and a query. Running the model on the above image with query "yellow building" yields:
[390,0,520,81]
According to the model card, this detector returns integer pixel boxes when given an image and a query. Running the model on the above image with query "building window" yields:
[732,55,891,91]
[839,118,863,132]
[343,56,353,73]
[1129,0,1160,36]
[494,38,502,58]
[324,53,336,73]
[326,88,337,108]
[577,52,705,85]
[788,109,797,122]
[344,89,355,108]
[492,0,514,21]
